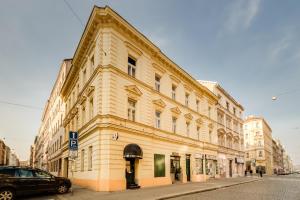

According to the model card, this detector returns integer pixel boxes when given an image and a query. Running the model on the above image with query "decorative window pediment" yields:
[196,118,204,125]
[71,107,79,115]
[153,63,166,74]
[85,86,95,96]
[79,96,87,105]
[170,107,181,115]
[125,85,143,99]
[184,84,193,92]
[208,123,214,130]
[184,113,193,121]
[170,75,180,84]
[153,99,166,110]
[124,41,142,56]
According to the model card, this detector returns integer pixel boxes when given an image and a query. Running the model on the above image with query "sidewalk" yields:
[57,177,261,200]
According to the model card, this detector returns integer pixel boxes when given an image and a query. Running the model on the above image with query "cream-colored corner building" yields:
[243,115,273,175]
[59,6,226,191]
[34,59,71,175]
[200,81,245,178]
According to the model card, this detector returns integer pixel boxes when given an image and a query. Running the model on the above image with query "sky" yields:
[0,0,299,164]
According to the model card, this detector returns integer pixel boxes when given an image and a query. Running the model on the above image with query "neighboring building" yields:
[60,6,221,191]
[19,160,29,167]
[200,81,245,178]
[0,139,5,165]
[34,59,71,174]
[283,150,293,173]
[29,144,35,167]
[272,139,284,174]
[243,115,273,175]
[5,146,10,166]
[9,153,19,166]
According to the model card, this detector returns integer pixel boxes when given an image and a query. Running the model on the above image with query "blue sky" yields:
[0,0,299,164]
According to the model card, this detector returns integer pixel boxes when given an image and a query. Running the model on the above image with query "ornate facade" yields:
[243,115,273,175]
[60,6,222,191]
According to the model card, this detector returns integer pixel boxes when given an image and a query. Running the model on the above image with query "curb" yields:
[156,179,262,200]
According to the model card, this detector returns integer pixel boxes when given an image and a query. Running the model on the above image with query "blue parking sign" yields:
[69,131,78,150]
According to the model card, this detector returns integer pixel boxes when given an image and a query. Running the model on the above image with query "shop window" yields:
[195,158,203,174]
[154,154,165,177]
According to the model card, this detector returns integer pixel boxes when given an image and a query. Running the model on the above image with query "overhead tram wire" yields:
[63,0,84,26]
[0,100,43,110]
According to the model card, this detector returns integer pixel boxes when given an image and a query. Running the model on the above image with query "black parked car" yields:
[0,166,71,200]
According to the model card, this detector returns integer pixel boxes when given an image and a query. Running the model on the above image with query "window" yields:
[128,99,136,121]
[89,98,94,119]
[155,74,161,92]
[83,68,87,84]
[88,146,93,170]
[154,154,165,177]
[197,126,200,140]
[258,140,262,147]
[172,85,176,100]
[233,107,236,115]
[256,122,259,128]
[82,106,85,125]
[0,168,16,177]
[155,111,161,128]
[185,93,189,107]
[259,151,263,157]
[34,170,51,178]
[195,158,203,174]
[81,149,85,171]
[246,153,249,158]
[226,101,229,110]
[128,57,136,77]
[90,55,94,70]
[196,100,199,112]
[209,130,212,143]
[208,106,211,118]
[18,169,34,177]
[172,117,177,133]
[186,122,190,136]
[60,136,62,148]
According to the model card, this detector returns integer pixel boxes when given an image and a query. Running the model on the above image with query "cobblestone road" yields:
[170,175,300,200]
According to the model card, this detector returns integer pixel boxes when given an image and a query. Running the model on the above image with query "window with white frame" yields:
[172,85,176,100]
[186,122,190,136]
[185,93,189,107]
[196,100,199,112]
[81,149,85,171]
[88,146,93,170]
[172,117,177,133]
[128,57,136,77]
[128,99,136,121]
[89,98,94,120]
[155,111,161,128]
[155,74,161,92]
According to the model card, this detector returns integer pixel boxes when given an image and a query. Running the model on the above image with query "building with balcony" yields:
[272,139,284,174]
[243,115,273,175]
[59,6,224,191]
[200,81,245,178]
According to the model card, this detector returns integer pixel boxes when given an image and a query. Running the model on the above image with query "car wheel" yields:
[0,188,15,200]
[57,184,68,194]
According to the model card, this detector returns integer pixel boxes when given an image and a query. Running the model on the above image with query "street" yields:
[170,175,300,200]
[22,174,300,200]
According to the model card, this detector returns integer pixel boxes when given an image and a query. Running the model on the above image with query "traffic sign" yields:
[69,131,78,150]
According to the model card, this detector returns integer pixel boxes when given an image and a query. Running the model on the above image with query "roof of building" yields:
[199,80,244,110]
[62,6,218,102]
[244,115,272,132]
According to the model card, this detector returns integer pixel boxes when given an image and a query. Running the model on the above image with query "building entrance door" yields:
[125,158,139,189]
[229,160,233,177]
[186,155,191,181]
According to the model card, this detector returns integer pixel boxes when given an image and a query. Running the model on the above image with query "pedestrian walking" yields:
[259,170,263,177]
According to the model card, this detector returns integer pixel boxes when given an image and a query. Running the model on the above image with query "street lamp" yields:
[272,96,277,101]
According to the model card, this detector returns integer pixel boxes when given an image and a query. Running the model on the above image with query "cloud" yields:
[222,0,261,33]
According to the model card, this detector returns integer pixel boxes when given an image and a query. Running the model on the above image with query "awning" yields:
[123,144,143,159]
